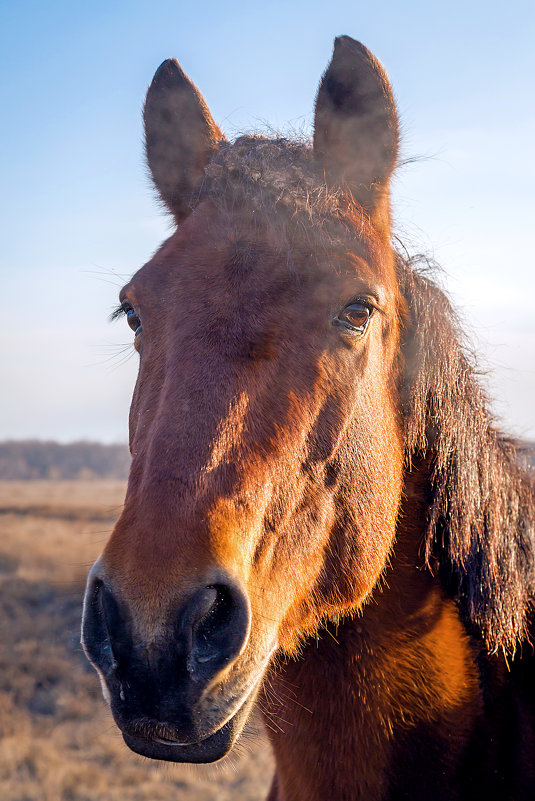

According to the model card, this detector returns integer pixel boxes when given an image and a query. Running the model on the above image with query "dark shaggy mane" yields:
[398,257,535,653]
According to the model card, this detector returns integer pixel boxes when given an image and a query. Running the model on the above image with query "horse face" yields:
[82,37,405,762]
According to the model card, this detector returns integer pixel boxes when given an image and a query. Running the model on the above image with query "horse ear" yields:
[144,59,223,222]
[313,37,399,230]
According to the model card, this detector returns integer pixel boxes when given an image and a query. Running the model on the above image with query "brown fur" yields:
[83,36,535,799]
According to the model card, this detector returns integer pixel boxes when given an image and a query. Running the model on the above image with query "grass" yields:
[0,481,273,801]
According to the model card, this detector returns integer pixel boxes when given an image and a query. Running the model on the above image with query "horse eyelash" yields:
[110,304,126,322]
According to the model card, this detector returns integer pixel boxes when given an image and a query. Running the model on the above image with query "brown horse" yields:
[82,36,535,800]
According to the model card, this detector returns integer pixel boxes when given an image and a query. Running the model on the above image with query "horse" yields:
[81,36,535,800]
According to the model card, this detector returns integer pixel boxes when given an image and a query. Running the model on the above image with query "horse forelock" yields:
[197,136,368,245]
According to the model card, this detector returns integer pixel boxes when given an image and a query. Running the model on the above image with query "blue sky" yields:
[1,0,534,442]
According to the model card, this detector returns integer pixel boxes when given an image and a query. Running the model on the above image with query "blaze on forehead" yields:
[198,136,376,254]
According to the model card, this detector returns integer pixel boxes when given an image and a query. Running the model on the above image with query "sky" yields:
[1,0,534,443]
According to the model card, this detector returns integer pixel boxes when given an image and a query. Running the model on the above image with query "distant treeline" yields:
[0,440,130,480]
[0,438,532,481]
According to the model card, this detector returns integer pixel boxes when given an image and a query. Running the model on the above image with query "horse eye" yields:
[334,302,372,336]
[121,302,142,337]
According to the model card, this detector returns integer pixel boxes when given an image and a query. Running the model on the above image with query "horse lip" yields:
[153,735,189,746]
[123,718,235,763]
[122,684,257,764]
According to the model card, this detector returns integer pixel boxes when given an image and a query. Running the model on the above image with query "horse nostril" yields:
[82,576,113,673]
[190,587,219,630]
[178,582,251,677]
[195,586,235,656]
[82,572,130,675]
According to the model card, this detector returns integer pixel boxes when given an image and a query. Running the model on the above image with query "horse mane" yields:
[399,258,535,653]
[198,134,535,654]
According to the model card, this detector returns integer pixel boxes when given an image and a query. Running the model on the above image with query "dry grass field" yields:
[0,481,273,801]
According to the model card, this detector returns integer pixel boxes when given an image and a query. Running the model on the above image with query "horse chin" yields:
[121,687,257,764]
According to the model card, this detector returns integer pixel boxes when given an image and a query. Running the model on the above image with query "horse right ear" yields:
[313,37,399,232]
[144,59,223,223]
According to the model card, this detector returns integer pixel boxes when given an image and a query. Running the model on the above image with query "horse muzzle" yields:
[120,679,260,763]
[81,557,269,762]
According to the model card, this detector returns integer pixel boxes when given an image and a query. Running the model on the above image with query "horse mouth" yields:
[121,683,259,764]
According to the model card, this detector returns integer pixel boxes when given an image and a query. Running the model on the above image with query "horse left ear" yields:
[144,59,223,223]
[314,37,399,230]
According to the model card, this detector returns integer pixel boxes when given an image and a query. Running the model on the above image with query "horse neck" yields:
[261,468,482,801]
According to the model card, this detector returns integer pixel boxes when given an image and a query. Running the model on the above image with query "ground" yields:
[0,481,273,801]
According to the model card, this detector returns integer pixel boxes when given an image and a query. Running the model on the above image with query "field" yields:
[0,481,273,801]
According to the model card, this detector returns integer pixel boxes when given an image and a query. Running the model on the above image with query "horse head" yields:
[81,38,535,771]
